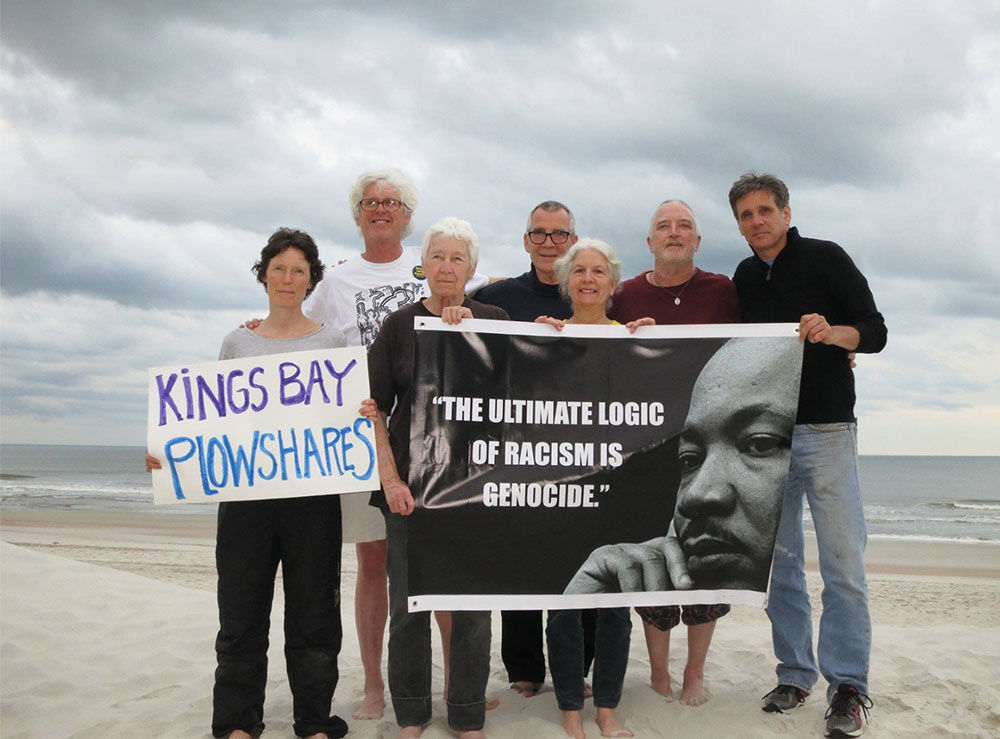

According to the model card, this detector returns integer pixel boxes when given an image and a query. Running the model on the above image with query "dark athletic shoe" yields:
[824,684,873,737]
[761,684,808,713]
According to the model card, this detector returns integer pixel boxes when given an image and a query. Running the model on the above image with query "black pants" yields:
[501,609,597,684]
[212,496,347,739]
[384,510,491,731]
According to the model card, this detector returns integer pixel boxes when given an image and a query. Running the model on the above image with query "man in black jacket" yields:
[476,201,594,699]
[475,200,576,321]
[729,172,885,738]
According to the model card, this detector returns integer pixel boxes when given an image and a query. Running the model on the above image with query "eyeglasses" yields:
[527,229,572,245]
[358,198,405,212]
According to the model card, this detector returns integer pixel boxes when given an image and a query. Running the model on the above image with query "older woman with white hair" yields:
[536,238,652,739]
[363,217,508,739]
[536,238,652,331]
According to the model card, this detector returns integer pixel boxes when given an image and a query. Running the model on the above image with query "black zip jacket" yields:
[733,227,887,424]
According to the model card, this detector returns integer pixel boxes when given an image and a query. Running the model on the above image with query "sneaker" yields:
[824,684,873,737]
[761,684,808,713]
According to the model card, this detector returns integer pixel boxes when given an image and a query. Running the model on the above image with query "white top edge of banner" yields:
[408,589,767,612]
[413,317,798,339]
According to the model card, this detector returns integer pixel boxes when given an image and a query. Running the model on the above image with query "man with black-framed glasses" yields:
[476,201,597,699]
[475,200,578,321]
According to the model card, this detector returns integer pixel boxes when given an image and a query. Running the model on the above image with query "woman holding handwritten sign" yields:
[535,239,653,739]
[146,228,349,739]
[362,217,507,739]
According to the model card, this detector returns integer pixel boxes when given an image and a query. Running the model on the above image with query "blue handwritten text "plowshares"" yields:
[163,418,375,500]
[156,358,358,427]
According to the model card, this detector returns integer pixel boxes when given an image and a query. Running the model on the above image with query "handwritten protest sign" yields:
[404,319,801,611]
[147,347,378,505]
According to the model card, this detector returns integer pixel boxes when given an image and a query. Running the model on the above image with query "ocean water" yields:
[1,445,999,541]
[0,444,211,516]
[829,455,1000,543]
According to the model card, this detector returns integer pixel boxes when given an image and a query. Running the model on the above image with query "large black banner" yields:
[405,319,802,611]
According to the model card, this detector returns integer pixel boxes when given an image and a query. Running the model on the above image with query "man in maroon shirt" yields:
[610,199,739,326]
[609,199,739,706]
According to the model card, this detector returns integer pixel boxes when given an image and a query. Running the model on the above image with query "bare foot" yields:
[510,680,542,697]
[596,707,633,738]
[562,709,586,739]
[353,691,386,720]
[458,732,487,739]
[650,667,673,700]
[229,732,253,739]
[398,726,423,738]
[680,667,710,706]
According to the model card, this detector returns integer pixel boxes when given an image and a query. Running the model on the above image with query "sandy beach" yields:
[2,507,999,738]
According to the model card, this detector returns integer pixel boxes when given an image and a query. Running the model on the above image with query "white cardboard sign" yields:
[147,346,378,504]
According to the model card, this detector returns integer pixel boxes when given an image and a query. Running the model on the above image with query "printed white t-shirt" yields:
[305,245,488,542]
[307,246,489,350]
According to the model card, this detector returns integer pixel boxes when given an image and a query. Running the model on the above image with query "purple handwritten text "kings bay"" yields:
[156,358,358,427]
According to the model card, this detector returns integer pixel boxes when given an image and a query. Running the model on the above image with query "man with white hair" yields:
[307,169,490,720]
[609,199,740,706]
[309,168,489,348]
[610,199,739,325]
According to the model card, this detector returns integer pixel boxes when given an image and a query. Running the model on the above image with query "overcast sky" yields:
[2,0,998,454]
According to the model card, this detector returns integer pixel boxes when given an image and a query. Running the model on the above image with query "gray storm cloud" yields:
[1,0,998,449]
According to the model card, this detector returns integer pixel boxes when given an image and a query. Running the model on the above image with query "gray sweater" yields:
[218,323,347,360]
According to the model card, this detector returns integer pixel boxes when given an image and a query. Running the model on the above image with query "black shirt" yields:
[367,298,509,507]
[474,265,572,321]
[733,227,887,424]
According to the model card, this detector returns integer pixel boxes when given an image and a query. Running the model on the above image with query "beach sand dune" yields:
[2,510,999,738]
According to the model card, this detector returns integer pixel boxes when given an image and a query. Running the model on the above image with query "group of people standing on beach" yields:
[146,166,886,739]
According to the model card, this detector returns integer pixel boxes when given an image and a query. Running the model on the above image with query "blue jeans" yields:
[766,423,870,703]
[547,608,630,711]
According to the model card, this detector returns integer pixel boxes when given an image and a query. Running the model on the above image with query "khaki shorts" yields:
[340,491,386,543]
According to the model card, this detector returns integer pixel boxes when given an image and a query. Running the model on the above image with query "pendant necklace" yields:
[649,270,694,305]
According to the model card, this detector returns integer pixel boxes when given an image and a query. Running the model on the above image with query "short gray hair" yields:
[554,238,622,304]
[349,168,419,239]
[649,199,700,239]
[420,217,480,270]
[727,172,789,218]
[526,200,576,234]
